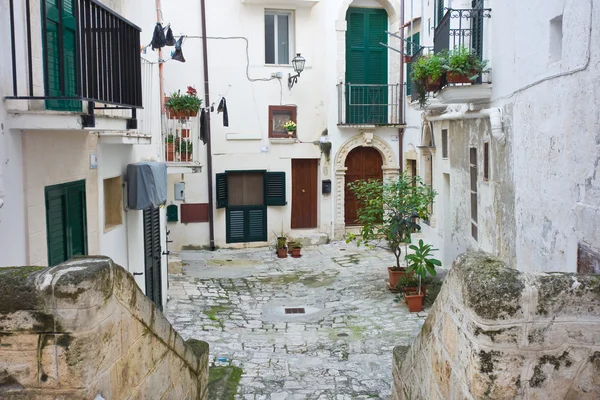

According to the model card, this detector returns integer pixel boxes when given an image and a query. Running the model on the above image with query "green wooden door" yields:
[44,0,79,111]
[345,8,388,124]
[45,180,87,266]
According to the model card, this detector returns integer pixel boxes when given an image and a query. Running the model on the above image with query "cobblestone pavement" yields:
[165,241,432,399]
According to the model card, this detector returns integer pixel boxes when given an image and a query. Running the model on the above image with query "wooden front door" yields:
[344,147,383,225]
[291,159,318,229]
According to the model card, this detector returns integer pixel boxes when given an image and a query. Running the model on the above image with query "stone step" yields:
[291,233,329,247]
[168,256,183,274]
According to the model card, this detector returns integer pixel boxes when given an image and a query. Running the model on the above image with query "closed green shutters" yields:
[44,0,79,111]
[406,32,420,94]
[219,171,286,243]
[345,8,388,124]
[143,207,162,311]
[45,180,87,266]
[437,0,445,26]
[471,0,484,58]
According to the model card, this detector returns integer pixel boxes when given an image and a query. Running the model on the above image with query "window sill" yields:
[270,137,297,144]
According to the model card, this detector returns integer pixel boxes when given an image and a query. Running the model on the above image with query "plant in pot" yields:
[284,120,297,135]
[411,53,446,92]
[179,139,193,162]
[288,241,303,258]
[346,172,436,290]
[164,134,178,161]
[403,239,441,312]
[273,225,288,258]
[443,46,489,84]
[165,86,202,119]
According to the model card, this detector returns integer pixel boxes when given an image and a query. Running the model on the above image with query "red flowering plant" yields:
[165,86,202,117]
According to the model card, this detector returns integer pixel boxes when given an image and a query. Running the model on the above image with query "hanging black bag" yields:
[151,23,167,50]
[165,26,176,46]
[171,36,186,62]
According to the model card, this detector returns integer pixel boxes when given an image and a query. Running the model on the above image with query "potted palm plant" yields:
[274,226,288,258]
[165,134,177,161]
[444,46,489,84]
[179,140,193,162]
[403,240,441,312]
[346,172,436,290]
[165,86,202,119]
[288,241,303,258]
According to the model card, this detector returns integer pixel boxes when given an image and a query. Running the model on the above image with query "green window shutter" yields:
[406,33,420,94]
[471,0,484,58]
[44,0,79,111]
[216,173,228,209]
[46,188,68,267]
[247,207,267,242]
[67,184,87,256]
[437,0,445,26]
[226,209,246,243]
[265,172,286,206]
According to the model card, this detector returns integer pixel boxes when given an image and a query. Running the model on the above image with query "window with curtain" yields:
[265,11,292,64]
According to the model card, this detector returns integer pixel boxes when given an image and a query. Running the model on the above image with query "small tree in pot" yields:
[346,172,436,290]
[404,240,441,312]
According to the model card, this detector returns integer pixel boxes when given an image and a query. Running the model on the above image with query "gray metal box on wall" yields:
[174,182,185,201]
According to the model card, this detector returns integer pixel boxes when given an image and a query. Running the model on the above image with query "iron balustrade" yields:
[7,0,142,118]
[337,83,404,125]
[433,7,491,56]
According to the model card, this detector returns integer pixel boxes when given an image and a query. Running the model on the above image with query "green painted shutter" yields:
[346,8,388,124]
[471,0,484,58]
[437,0,445,26]
[265,172,286,206]
[406,32,420,94]
[226,207,267,243]
[44,0,79,111]
[247,208,267,242]
[216,173,228,209]
[226,209,246,243]
[45,180,87,266]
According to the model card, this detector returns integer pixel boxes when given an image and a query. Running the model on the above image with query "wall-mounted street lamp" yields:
[288,53,306,90]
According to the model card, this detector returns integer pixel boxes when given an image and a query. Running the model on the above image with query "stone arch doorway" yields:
[344,147,383,225]
[334,133,399,239]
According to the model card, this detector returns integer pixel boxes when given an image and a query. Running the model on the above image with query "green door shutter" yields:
[216,173,228,209]
[226,208,246,243]
[406,32,420,94]
[45,180,87,266]
[345,8,388,124]
[44,0,79,111]
[265,172,286,206]
[247,208,267,242]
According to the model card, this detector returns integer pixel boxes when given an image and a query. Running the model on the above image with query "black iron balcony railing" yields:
[433,5,491,57]
[337,83,404,126]
[7,0,142,128]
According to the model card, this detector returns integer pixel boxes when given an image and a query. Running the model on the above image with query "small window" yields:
[483,142,489,180]
[269,105,297,138]
[441,129,448,159]
[104,177,123,231]
[228,172,265,206]
[265,11,293,65]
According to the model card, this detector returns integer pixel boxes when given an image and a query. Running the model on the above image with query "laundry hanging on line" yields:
[151,23,167,50]
[165,26,176,46]
[217,98,229,127]
[171,36,186,62]
[200,109,208,145]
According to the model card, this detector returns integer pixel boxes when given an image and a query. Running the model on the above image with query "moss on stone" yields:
[458,252,524,320]
[3,266,46,279]
[208,365,243,400]
[530,351,572,387]
[186,339,209,358]
[589,352,600,369]
[479,350,501,374]
[474,327,507,343]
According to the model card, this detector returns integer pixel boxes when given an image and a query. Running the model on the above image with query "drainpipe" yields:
[399,0,405,172]
[200,0,216,250]
[426,106,505,143]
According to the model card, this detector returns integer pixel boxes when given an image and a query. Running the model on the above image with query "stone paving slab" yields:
[165,241,435,399]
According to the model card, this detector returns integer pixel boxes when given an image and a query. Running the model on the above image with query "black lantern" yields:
[288,53,306,90]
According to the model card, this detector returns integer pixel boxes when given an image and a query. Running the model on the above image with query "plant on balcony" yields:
[164,134,179,162]
[165,86,202,119]
[443,47,489,84]
[345,172,437,290]
[411,53,447,108]
[179,139,193,162]
[404,240,441,312]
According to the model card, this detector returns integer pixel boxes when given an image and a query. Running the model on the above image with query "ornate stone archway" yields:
[333,132,400,239]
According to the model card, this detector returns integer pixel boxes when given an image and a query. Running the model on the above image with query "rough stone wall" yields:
[0,257,209,399]
[393,251,600,400]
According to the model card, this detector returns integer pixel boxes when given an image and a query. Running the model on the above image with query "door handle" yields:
[133,272,143,276]
[302,189,305,193]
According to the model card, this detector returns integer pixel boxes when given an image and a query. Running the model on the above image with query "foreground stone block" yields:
[393,251,600,399]
[0,257,209,399]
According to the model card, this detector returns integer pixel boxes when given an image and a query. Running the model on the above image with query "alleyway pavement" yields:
[165,241,433,399]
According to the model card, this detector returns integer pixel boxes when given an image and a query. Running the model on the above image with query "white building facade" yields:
[404,0,600,273]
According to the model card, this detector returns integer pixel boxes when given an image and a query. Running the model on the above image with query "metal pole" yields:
[9,0,18,96]
[200,0,216,251]
[156,0,164,111]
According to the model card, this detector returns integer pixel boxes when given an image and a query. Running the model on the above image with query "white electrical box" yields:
[174,182,185,201]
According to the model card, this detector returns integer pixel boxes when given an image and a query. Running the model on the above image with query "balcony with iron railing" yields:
[6,0,142,128]
[337,83,405,127]
[410,3,492,107]
[161,115,202,171]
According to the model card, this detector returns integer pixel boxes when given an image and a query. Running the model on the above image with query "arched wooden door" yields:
[344,147,383,225]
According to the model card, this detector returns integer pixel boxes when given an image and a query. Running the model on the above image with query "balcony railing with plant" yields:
[162,86,202,165]
[337,83,404,126]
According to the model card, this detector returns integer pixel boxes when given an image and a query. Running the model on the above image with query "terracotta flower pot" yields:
[404,285,427,298]
[425,76,442,91]
[189,110,198,118]
[290,248,302,258]
[447,71,475,84]
[404,291,424,312]
[165,143,176,161]
[388,267,409,289]
[180,152,192,162]
[181,128,190,138]
[403,55,412,63]
[277,247,288,258]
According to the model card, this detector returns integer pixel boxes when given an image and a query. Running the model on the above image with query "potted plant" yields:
[179,140,193,162]
[165,134,177,161]
[288,241,302,258]
[284,121,297,135]
[411,53,446,92]
[346,172,436,290]
[181,128,190,138]
[165,86,202,119]
[403,240,441,312]
[443,46,489,84]
[274,226,288,258]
